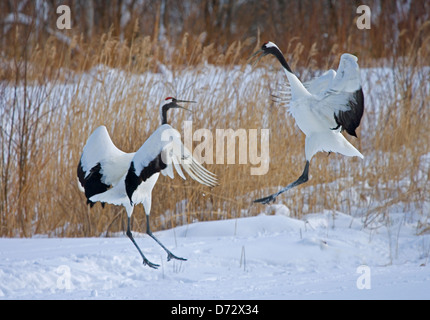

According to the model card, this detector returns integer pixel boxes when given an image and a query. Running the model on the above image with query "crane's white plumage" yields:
[252,41,364,204]
[303,69,336,94]
[77,98,217,268]
[79,126,135,187]
[89,124,217,214]
[77,126,134,207]
[278,53,363,159]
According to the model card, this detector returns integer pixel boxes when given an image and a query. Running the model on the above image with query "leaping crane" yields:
[77,97,218,268]
[251,41,364,204]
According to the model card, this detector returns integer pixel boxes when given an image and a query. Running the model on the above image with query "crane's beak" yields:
[249,48,266,66]
[173,99,196,112]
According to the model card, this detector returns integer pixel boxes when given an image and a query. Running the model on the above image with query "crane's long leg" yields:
[254,161,310,205]
[126,217,160,269]
[145,215,187,262]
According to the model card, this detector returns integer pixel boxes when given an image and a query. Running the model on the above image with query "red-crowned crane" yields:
[251,41,364,204]
[77,97,218,268]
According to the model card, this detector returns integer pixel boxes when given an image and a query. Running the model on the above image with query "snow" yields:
[1,211,429,300]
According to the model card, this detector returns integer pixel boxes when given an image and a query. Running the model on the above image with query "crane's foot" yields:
[167,252,187,262]
[143,257,160,269]
[254,194,277,205]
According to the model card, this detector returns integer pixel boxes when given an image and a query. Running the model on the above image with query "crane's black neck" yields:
[161,103,172,125]
[271,48,293,73]
[161,105,169,125]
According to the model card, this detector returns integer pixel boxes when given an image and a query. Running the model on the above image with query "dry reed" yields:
[1,9,429,237]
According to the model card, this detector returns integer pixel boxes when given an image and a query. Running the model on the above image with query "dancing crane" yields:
[77,97,218,268]
[251,41,364,204]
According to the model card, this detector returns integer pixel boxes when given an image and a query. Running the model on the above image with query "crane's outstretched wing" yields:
[160,128,218,188]
[273,67,337,106]
[304,69,337,95]
[77,125,133,206]
[125,125,217,205]
[314,54,364,137]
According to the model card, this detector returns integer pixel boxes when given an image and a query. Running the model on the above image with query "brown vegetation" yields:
[1,1,429,237]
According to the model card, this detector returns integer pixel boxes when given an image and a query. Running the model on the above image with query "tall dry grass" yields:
[1,10,429,237]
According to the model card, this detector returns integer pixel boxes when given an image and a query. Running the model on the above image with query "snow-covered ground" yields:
[1,210,429,300]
